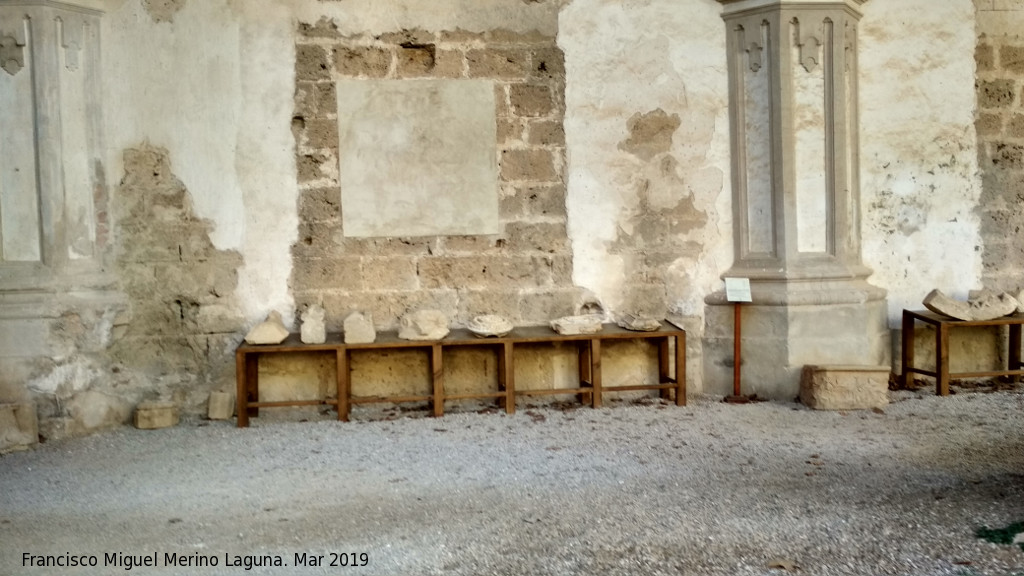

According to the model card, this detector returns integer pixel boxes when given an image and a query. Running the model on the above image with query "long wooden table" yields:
[901,309,1024,395]
[235,322,685,427]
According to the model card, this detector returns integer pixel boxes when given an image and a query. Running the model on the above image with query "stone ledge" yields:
[799,365,890,411]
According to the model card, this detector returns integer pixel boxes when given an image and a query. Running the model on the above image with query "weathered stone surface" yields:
[799,365,890,411]
[550,314,603,335]
[616,313,661,332]
[467,314,513,338]
[245,311,290,345]
[134,401,179,430]
[923,289,1018,321]
[399,310,450,340]
[0,403,38,454]
[344,311,376,344]
[300,304,326,344]
[207,392,234,420]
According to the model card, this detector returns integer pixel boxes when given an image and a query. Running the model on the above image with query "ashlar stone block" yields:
[799,365,890,411]
[134,401,180,430]
[0,403,38,453]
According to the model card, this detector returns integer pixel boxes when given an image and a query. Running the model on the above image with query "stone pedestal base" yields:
[0,403,38,453]
[799,365,890,410]
[703,282,890,399]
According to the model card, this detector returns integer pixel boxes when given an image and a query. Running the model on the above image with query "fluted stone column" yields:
[704,0,889,398]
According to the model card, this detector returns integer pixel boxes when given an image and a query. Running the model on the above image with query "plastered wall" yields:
[0,0,1000,438]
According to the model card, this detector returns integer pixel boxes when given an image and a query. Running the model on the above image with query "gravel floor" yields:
[2,389,1024,576]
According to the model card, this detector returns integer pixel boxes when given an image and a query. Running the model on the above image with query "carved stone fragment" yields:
[467,314,513,338]
[399,310,449,341]
[616,313,661,332]
[551,314,603,335]
[344,311,376,344]
[244,311,289,345]
[300,304,326,344]
[923,289,1018,321]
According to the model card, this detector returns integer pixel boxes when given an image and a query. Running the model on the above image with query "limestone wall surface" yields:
[976,0,1024,293]
[0,0,1002,437]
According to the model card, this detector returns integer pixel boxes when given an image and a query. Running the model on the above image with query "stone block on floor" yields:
[0,402,38,453]
[799,365,890,410]
[207,392,234,420]
[134,401,180,429]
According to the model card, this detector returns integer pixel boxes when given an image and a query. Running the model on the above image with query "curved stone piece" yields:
[550,314,603,335]
[399,310,450,341]
[244,311,289,345]
[616,313,662,332]
[467,314,513,338]
[300,304,326,344]
[344,311,376,344]
[923,289,1018,321]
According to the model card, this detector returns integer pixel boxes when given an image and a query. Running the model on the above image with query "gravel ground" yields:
[2,389,1024,576]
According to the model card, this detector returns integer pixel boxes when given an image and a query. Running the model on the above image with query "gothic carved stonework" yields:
[59,15,85,71]
[793,18,823,73]
[737,21,766,73]
[0,33,25,76]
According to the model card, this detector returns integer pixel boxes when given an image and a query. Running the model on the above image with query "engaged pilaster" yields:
[704,0,889,398]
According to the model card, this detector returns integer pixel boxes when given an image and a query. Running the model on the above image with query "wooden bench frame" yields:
[901,309,1024,396]
[235,322,685,427]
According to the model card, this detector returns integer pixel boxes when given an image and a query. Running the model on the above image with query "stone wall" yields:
[0,0,1007,438]
[291,23,577,330]
[976,1,1024,293]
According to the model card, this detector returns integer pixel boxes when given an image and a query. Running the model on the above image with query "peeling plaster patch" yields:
[619,109,681,162]
[28,360,101,396]
[142,0,187,23]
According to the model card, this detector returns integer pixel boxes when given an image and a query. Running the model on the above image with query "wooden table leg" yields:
[431,344,444,417]
[902,310,915,389]
[336,348,349,422]
[1010,324,1022,384]
[591,339,603,409]
[577,341,592,406]
[245,353,259,418]
[500,341,515,414]
[658,337,671,401]
[675,333,687,407]
[937,321,950,396]
[235,350,248,428]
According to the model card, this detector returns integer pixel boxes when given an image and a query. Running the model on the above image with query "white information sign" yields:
[724,277,752,303]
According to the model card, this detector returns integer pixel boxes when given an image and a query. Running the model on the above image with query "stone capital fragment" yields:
[923,289,1018,321]
[244,311,290,345]
[300,304,326,344]
[344,311,377,344]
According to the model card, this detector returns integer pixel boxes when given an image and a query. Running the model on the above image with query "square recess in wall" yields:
[336,79,499,237]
